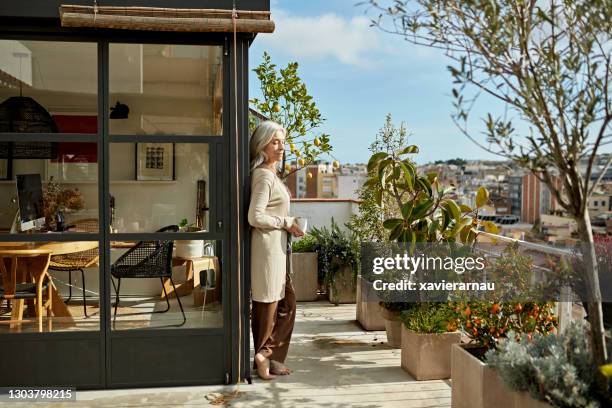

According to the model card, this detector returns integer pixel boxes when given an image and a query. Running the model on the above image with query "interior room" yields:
[0,39,224,334]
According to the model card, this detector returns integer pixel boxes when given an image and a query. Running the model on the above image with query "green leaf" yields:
[411,199,434,220]
[459,204,473,213]
[443,200,461,221]
[383,218,403,230]
[389,223,403,241]
[378,159,391,188]
[396,145,419,155]
[367,152,388,173]
[417,177,433,196]
[398,161,415,191]
[401,201,414,219]
[476,187,489,208]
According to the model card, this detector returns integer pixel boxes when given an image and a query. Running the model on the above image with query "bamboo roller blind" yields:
[59,5,275,33]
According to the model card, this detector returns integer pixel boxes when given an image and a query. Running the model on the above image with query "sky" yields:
[248,0,504,165]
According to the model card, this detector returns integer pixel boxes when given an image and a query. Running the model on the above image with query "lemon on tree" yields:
[250,52,334,177]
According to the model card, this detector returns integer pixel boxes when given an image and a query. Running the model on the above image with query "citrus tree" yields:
[250,52,335,177]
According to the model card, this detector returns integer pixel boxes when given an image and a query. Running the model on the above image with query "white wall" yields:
[290,199,360,233]
[337,174,366,200]
[110,142,210,232]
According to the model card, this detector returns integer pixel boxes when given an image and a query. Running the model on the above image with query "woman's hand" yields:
[285,221,304,237]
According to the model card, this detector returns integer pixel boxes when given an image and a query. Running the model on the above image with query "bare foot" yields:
[254,353,276,380]
[270,360,293,375]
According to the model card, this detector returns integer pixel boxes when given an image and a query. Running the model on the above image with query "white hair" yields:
[249,120,286,172]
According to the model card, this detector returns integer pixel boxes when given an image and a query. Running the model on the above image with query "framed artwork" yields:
[0,158,9,180]
[136,143,174,181]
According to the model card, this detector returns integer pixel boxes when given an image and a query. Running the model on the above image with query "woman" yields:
[248,120,304,380]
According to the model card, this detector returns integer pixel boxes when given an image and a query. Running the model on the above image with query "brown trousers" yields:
[251,272,296,369]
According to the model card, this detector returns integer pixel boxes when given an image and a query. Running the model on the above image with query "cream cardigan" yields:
[248,167,295,302]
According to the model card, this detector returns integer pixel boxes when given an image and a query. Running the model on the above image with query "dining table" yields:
[0,241,99,327]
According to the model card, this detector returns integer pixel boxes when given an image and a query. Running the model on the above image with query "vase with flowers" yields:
[43,176,85,231]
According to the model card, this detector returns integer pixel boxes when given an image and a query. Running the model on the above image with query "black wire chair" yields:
[110,225,186,326]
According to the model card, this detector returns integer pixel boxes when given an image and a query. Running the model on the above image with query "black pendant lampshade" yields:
[0,96,58,133]
[0,96,59,159]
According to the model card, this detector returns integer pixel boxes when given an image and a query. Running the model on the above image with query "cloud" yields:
[259,9,389,67]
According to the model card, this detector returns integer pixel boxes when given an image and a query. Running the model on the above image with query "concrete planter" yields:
[451,344,552,408]
[401,328,461,380]
[291,252,318,301]
[379,305,402,348]
[356,276,385,330]
[327,265,356,304]
[514,392,552,408]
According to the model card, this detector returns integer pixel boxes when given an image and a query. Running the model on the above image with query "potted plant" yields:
[291,234,319,301]
[450,300,557,408]
[355,275,386,331]
[310,219,360,305]
[43,176,85,231]
[174,218,205,259]
[485,320,610,408]
[400,302,461,380]
[375,301,405,348]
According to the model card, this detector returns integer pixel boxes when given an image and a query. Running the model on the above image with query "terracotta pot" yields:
[451,344,552,408]
[327,265,356,304]
[356,276,385,330]
[291,252,318,301]
[401,327,461,380]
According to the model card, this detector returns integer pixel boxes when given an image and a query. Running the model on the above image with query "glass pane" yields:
[109,143,209,233]
[110,239,222,330]
[0,40,98,133]
[109,44,223,136]
[0,142,99,234]
[0,241,100,333]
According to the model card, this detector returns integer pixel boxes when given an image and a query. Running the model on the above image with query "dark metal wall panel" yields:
[109,334,225,386]
[0,337,102,387]
[239,36,252,384]
[0,1,271,18]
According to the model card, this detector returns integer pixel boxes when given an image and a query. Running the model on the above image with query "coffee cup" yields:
[296,217,308,234]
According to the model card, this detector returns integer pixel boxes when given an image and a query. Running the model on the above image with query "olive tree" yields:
[364,0,611,387]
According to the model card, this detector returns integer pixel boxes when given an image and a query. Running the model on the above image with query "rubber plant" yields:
[365,145,498,314]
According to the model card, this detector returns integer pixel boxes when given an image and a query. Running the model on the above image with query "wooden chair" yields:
[48,218,99,317]
[0,249,53,332]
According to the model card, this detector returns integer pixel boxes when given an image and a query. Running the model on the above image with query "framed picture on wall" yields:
[136,143,174,181]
